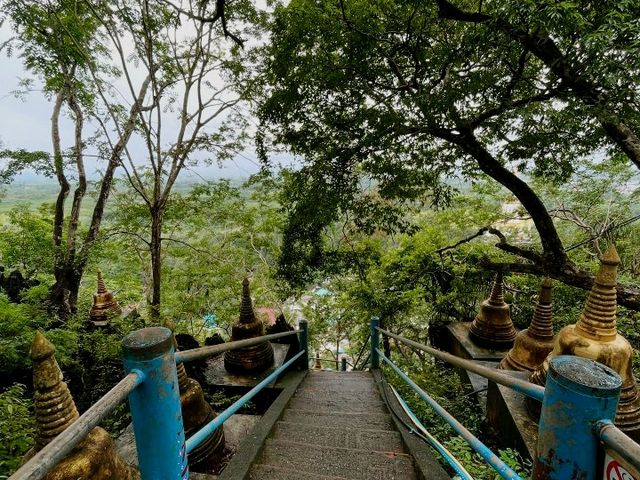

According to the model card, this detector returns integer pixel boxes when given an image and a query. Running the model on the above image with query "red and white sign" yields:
[605,453,639,480]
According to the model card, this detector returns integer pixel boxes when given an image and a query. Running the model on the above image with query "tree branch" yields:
[480,258,640,311]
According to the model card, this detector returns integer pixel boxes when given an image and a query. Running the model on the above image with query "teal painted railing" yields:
[10,321,308,480]
[371,319,640,480]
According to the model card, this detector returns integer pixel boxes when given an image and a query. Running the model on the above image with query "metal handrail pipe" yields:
[315,357,341,363]
[377,328,545,402]
[9,371,144,480]
[595,419,640,473]
[175,330,300,363]
[186,349,305,453]
[377,349,523,480]
[314,357,353,367]
[389,385,473,480]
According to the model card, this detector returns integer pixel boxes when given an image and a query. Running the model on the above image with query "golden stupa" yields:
[224,278,274,374]
[164,323,225,472]
[469,273,517,350]
[528,245,640,441]
[499,277,555,371]
[88,270,122,326]
[22,332,138,480]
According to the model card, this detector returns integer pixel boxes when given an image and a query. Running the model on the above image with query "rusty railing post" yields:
[533,355,621,479]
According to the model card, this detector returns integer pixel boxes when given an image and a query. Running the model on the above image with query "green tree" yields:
[258,0,640,308]
[0,205,53,277]
[1,0,149,315]
[91,0,264,319]
[435,0,640,168]
[107,178,284,330]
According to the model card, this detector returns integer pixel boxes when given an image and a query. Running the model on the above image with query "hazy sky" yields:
[0,23,273,183]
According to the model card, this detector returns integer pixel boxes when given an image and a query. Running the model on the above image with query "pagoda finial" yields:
[468,273,517,349]
[96,269,107,294]
[239,277,256,324]
[527,277,554,341]
[88,270,122,327]
[488,272,505,306]
[575,243,619,341]
[224,277,274,374]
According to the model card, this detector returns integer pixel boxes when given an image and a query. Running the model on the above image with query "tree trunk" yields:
[456,128,568,267]
[49,266,82,319]
[46,77,152,316]
[149,207,164,322]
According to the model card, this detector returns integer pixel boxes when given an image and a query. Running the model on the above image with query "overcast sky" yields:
[0,23,272,184]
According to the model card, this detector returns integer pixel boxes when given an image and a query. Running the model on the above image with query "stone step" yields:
[258,439,416,480]
[287,396,387,413]
[303,375,376,387]
[296,382,380,395]
[272,421,404,452]
[307,371,373,379]
[282,410,396,431]
[298,384,379,396]
[294,387,383,402]
[249,463,352,479]
[302,376,377,384]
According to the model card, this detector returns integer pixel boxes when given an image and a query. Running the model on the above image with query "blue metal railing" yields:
[10,321,308,480]
[378,348,522,479]
[371,319,640,480]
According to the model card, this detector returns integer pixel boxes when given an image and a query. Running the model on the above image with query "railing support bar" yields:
[298,319,308,370]
[378,327,544,401]
[123,327,188,480]
[186,349,305,453]
[377,348,522,480]
[176,330,301,364]
[595,420,640,474]
[370,317,380,369]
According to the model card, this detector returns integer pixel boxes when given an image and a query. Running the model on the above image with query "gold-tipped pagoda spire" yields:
[224,278,274,374]
[528,245,640,441]
[164,321,225,472]
[22,332,138,479]
[88,270,122,327]
[469,273,517,350]
[499,277,555,372]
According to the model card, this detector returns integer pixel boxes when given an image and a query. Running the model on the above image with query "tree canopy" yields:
[258,0,640,307]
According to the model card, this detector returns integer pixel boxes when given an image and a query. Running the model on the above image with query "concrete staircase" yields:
[248,370,417,479]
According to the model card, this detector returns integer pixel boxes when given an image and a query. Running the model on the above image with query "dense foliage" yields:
[1,0,639,476]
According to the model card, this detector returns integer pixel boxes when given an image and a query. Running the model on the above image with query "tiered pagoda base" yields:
[205,343,290,387]
[446,322,513,361]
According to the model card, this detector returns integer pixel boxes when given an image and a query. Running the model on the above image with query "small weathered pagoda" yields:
[469,273,517,350]
[528,245,640,441]
[499,277,555,372]
[164,321,225,472]
[22,332,138,479]
[224,278,274,374]
[88,270,122,327]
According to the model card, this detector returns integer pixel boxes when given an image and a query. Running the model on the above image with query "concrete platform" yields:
[203,343,290,387]
[115,414,261,479]
[486,370,538,461]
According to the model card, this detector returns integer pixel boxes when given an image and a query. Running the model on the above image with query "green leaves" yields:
[0,384,34,477]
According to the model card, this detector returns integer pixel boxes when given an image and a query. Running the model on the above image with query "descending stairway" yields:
[248,370,418,479]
